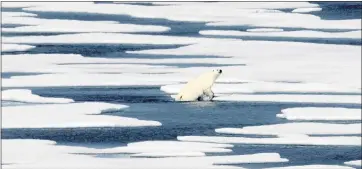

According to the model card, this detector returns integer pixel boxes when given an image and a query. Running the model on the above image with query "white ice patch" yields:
[267,165,354,169]
[1,12,37,17]
[277,107,362,121]
[2,102,161,128]
[178,135,361,146]
[67,141,234,157]
[344,160,362,166]
[161,82,361,94]
[216,123,361,135]
[292,7,322,13]
[130,40,361,89]
[2,53,246,87]
[200,30,362,39]
[4,2,359,30]
[214,94,361,104]
[2,32,208,45]
[2,139,287,169]
[246,28,284,32]
[2,44,35,52]
[151,2,317,9]
[2,14,170,33]
[2,89,74,104]
[2,54,179,74]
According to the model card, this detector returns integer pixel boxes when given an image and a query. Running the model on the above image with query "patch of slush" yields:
[344,160,362,166]
[2,102,161,128]
[266,165,354,169]
[2,139,287,169]
[277,107,362,121]
[2,89,74,103]
[199,30,361,39]
[215,123,361,135]
[292,8,323,13]
[178,135,361,146]
[2,44,35,52]
[2,13,170,33]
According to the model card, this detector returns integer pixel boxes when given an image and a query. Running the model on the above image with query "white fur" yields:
[175,69,222,101]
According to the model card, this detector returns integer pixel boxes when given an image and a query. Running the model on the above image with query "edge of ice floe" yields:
[2,89,74,104]
[277,107,362,121]
[344,160,362,166]
[2,44,35,52]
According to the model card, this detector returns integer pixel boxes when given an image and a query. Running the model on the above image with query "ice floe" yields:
[277,107,362,121]
[246,28,284,32]
[215,123,361,135]
[344,160,362,166]
[130,40,361,88]
[2,13,170,33]
[2,102,162,128]
[1,12,37,17]
[2,89,74,103]
[2,32,207,44]
[292,7,323,13]
[161,82,361,94]
[267,165,354,169]
[7,2,357,30]
[67,141,234,157]
[178,135,361,146]
[2,44,35,52]
[214,94,361,104]
[2,139,288,169]
[200,30,362,39]
[2,53,245,87]
[3,2,359,30]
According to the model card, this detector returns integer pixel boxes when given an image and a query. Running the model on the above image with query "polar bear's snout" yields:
[213,69,222,74]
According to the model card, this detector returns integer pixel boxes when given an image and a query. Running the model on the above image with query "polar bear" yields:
[175,69,222,102]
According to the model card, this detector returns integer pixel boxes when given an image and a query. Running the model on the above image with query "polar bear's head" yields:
[211,69,222,79]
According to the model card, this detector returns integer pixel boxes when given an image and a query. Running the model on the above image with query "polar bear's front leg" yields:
[203,88,214,101]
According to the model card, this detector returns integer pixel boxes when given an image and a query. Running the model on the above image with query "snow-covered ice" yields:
[2,89,74,103]
[215,123,361,135]
[214,94,361,104]
[2,139,288,169]
[246,28,284,32]
[1,2,361,168]
[178,135,361,146]
[2,14,170,33]
[161,82,361,94]
[130,40,361,88]
[66,141,234,157]
[2,32,207,45]
[267,165,354,169]
[344,160,362,166]
[200,30,361,39]
[2,44,35,52]
[292,7,322,13]
[277,107,362,121]
[2,102,161,128]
